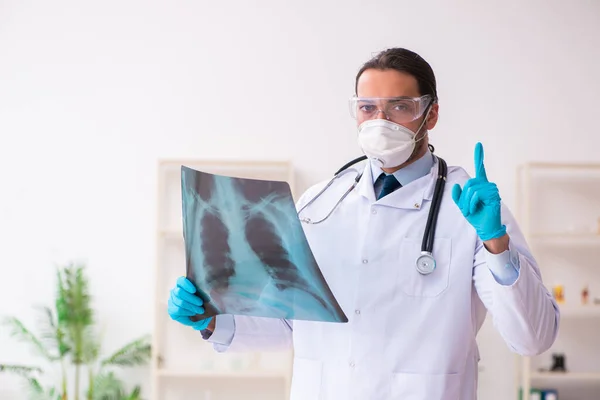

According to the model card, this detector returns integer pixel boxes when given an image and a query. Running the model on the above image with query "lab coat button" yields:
[371,208,377,214]
[414,203,420,208]
[355,309,360,315]
[349,361,355,367]
[362,259,368,264]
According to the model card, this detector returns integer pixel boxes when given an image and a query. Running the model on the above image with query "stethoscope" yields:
[297,151,447,275]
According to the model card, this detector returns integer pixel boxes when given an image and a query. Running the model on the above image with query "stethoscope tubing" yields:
[299,154,447,274]
[421,157,447,254]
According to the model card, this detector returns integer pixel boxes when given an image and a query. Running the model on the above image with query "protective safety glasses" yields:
[349,94,434,124]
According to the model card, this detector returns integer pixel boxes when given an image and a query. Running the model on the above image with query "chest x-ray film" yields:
[180,165,348,323]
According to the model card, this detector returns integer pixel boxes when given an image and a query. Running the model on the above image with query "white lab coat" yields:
[211,158,559,400]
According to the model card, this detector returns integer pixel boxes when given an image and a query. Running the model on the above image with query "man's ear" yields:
[426,103,439,130]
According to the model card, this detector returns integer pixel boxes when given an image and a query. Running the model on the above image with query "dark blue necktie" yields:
[377,173,402,200]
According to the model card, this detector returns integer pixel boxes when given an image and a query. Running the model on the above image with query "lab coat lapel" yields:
[357,161,377,202]
[357,157,439,210]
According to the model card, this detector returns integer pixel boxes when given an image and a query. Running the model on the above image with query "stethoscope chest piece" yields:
[416,252,436,275]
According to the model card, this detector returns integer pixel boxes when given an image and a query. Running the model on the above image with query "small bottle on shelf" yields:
[552,284,565,304]
[581,285,589,305]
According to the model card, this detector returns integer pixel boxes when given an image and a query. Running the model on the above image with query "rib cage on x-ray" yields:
[180,166,347,323]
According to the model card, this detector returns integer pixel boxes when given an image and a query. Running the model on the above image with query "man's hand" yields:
[451,142,508,252]
[207,317,216,332]
[168,276,213,331]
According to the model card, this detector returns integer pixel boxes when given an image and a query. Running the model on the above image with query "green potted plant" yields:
[0,262,151,400]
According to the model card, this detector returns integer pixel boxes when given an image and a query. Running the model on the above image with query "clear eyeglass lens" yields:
[351,96,430,123]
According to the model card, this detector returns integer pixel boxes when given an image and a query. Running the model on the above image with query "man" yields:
[168,48,559,399]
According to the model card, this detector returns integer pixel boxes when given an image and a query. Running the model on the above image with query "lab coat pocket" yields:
[391,372,461,400]
[398,237,452,297]
[289,357,323,400]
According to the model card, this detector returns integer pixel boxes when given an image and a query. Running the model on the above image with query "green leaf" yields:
[82,325,101,365]
[56,263,95,365]
[24,378,62,400]
[92,371,124,400]
[55,268,69,325]
[123,386,142,400]
[100,336,151,368]
[1,316,54,361]
[34,305,70,359]
[125,386,141,400]
[0,364,54,400]
[0,364,43,377]
[27,376,44,395]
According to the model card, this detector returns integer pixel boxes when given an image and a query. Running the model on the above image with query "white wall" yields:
[0,0,599,399]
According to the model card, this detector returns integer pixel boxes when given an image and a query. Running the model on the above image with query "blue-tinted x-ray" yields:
[180,166,348,323]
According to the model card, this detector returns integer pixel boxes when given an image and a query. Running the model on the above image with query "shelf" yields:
[522,162,600,170]
[516,162,600,400]
[531,371,600,381]
[558,304,600,317]
[156,369,287,379]
[529,233,600,247]
[154,158,294,400]
[158,230,184,242]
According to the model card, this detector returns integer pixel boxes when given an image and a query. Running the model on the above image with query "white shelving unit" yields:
[152,159,296,400]
[515,162,600,400]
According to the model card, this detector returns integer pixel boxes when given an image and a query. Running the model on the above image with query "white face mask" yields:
[357,114,429,168]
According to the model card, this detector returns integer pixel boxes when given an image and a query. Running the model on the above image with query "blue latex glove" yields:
[451,142,507,241]
[168,276,212,331]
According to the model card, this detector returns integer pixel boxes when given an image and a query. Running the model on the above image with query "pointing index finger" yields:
[474,142,488,182]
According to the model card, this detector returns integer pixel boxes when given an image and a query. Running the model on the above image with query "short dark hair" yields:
[355,48,438,101]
